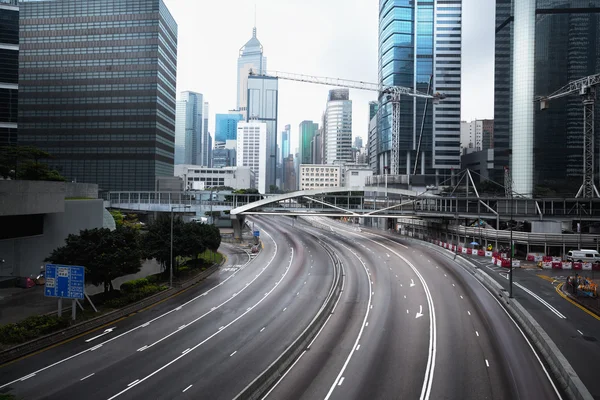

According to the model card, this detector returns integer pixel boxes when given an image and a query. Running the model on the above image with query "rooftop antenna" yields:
[253,4,257,37]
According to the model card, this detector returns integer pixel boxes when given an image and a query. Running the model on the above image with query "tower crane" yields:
[249,69,445,176]
[537,73,600,198]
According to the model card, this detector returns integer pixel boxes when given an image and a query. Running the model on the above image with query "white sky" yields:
[163,0,495,152]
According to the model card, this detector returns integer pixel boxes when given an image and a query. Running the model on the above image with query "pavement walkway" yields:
[0,259,162,326]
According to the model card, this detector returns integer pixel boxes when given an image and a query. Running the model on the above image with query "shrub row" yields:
[119,278,150,293]
[104,284,166,309]
[0,314,70,345]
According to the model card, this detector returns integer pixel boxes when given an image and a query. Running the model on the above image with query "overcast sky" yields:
[163,0,495,151]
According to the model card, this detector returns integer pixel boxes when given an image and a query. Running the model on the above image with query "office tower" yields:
[237,121,267,193]
[237,27,267,120]
[18,0,177,191]
[354,137,363,150]
[247,75,278,192]
[175,91,204,165]
[0,0,18,145]
[215,113,243,144]
[312,129,323,164]
[284,155,296,191]
[482,120,494,150]
[494,0,600,196]
[281,124,290,188]
[324,89,352,164]
[202,102,211,167]
[299,120,318,164]
[368,101,379,121]
[377,0,461,184]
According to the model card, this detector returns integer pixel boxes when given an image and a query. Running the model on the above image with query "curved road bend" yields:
[0,218,335,400]
[266,217,561,400]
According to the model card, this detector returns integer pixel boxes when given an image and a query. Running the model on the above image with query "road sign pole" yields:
[57,298,62,317]
[72,299,76,321]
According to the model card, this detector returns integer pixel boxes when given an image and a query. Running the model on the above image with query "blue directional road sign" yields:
[253,230,260,237]
[44,264,85,299]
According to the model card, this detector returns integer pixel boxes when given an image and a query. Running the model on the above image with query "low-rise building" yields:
[174,165,255,190]
[460,149,494,182]
[300,164,341,190]
[342,163,373,187]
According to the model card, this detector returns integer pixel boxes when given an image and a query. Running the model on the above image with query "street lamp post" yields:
[509,194,514,298]
[170,205,190,288]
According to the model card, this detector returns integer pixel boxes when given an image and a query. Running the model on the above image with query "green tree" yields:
[0,145,65,181]
[45,227,142,293]
[141,214,185,271]
[110,210,141,230]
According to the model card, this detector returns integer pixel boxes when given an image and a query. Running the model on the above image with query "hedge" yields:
[104,284,166,309]
[0,314,70,345]
[119,278,150,294]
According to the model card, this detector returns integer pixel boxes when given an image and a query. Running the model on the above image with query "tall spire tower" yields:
[236,18,267,120]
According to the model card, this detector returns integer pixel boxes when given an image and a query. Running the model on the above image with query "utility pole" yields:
[509,192,514,299]
[170,205,190,288]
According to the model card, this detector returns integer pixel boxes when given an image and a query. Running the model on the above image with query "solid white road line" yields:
[514,282,566,319]
[80,373,95,381]
[338,377,345,386]
[85,327,116,343]
[230,351,237,357]
[183,384,193,392]
[19,374,36,382]
[260,327,265,332]
[485,359,490,368]
[127,379,139,387]
[577,330,583,335]
[181,348,191,355]
[106,247,296,400]
[261,351,307,399]
[356,345,360,351]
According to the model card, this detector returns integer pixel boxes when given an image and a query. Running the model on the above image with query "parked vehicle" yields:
[566,249,600,263]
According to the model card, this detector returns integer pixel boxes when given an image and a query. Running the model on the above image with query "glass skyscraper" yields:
[325,89,352,164]
[0,0,18,145]
[237,27,267,120]
[18,0,177,191]
[377,0,461,183]
[299,120,318,164]
[215,113,243,143]
[247,75,278,192]
[175,91,203,166]
[494,0,600,196]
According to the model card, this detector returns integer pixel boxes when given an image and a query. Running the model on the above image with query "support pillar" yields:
[232,216,246,241]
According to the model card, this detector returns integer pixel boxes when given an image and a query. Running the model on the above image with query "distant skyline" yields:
[163,0,495,151]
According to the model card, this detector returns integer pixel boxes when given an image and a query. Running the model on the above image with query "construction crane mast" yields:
[249,69,445,176]
[538,73,600,198]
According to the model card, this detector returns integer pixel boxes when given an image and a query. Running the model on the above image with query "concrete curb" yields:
[233,237,343,400]
[412,238,593,400]
[0,260,223,365]
[560,284,600,318]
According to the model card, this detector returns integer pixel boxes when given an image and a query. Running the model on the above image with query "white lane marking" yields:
[476,331,480,337]
[467,311,471,316]
[183,385,193,393]
[356,345,360,351]
[230,351,237,357]
[338,377,345,386]
[410,279,416,287]
[350,229,437,400]
[323,241,372,400]
[178,325,186,330]
[471,272,564,400]
[260,327,265,332]
[452,284,455,287]
[283,308,287,312]
[175,306,182,311]
[407,309,409,314]
[127,379,139,387]
[514,282,566,319]
[577,330,583,335]
[80,373,95,381]
[106,247,296,400]
[0,234,261,390]
[404,295,407,299]
[416,305,424,319]
[460,296,463,299]
[386,253,390,257]
[85,327,116,343]
[90,344,102,351]
[137,345,148,352]
[307,313,333,349]
[261,351,307,399]
[20,373,36,382]
[485,359,490,368]
[365,322,369,327]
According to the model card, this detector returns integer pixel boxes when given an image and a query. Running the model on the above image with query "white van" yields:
[566,249,600,263]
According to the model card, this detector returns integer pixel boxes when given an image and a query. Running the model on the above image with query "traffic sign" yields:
[44,264,85,299]
[253,230,260,237]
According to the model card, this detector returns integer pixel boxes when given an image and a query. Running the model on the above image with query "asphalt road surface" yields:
[0,217,335,400]
[265,217,563,400]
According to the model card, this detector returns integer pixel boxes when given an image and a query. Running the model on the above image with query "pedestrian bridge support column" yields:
[232,215,246,240]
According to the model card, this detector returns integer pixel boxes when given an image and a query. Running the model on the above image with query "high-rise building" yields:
[247,75,278,192]
[237,121,267,194]
[175,91,203,165]
[354,136,363,150]
[281,124,290,189]
[212,139,236,168]
[18,0,177,191]
[202,102,211,167]
[283,155,296,192]
[0,0,18,146]
[494,0,600,196]
[377,0,461,183]
[299,120,318,164]
[312,130,323,164]
[237,27,267,120]
[215,113,243,145]
[482,119,494,151]
[368,101,379,121]
[324,89,352,164]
